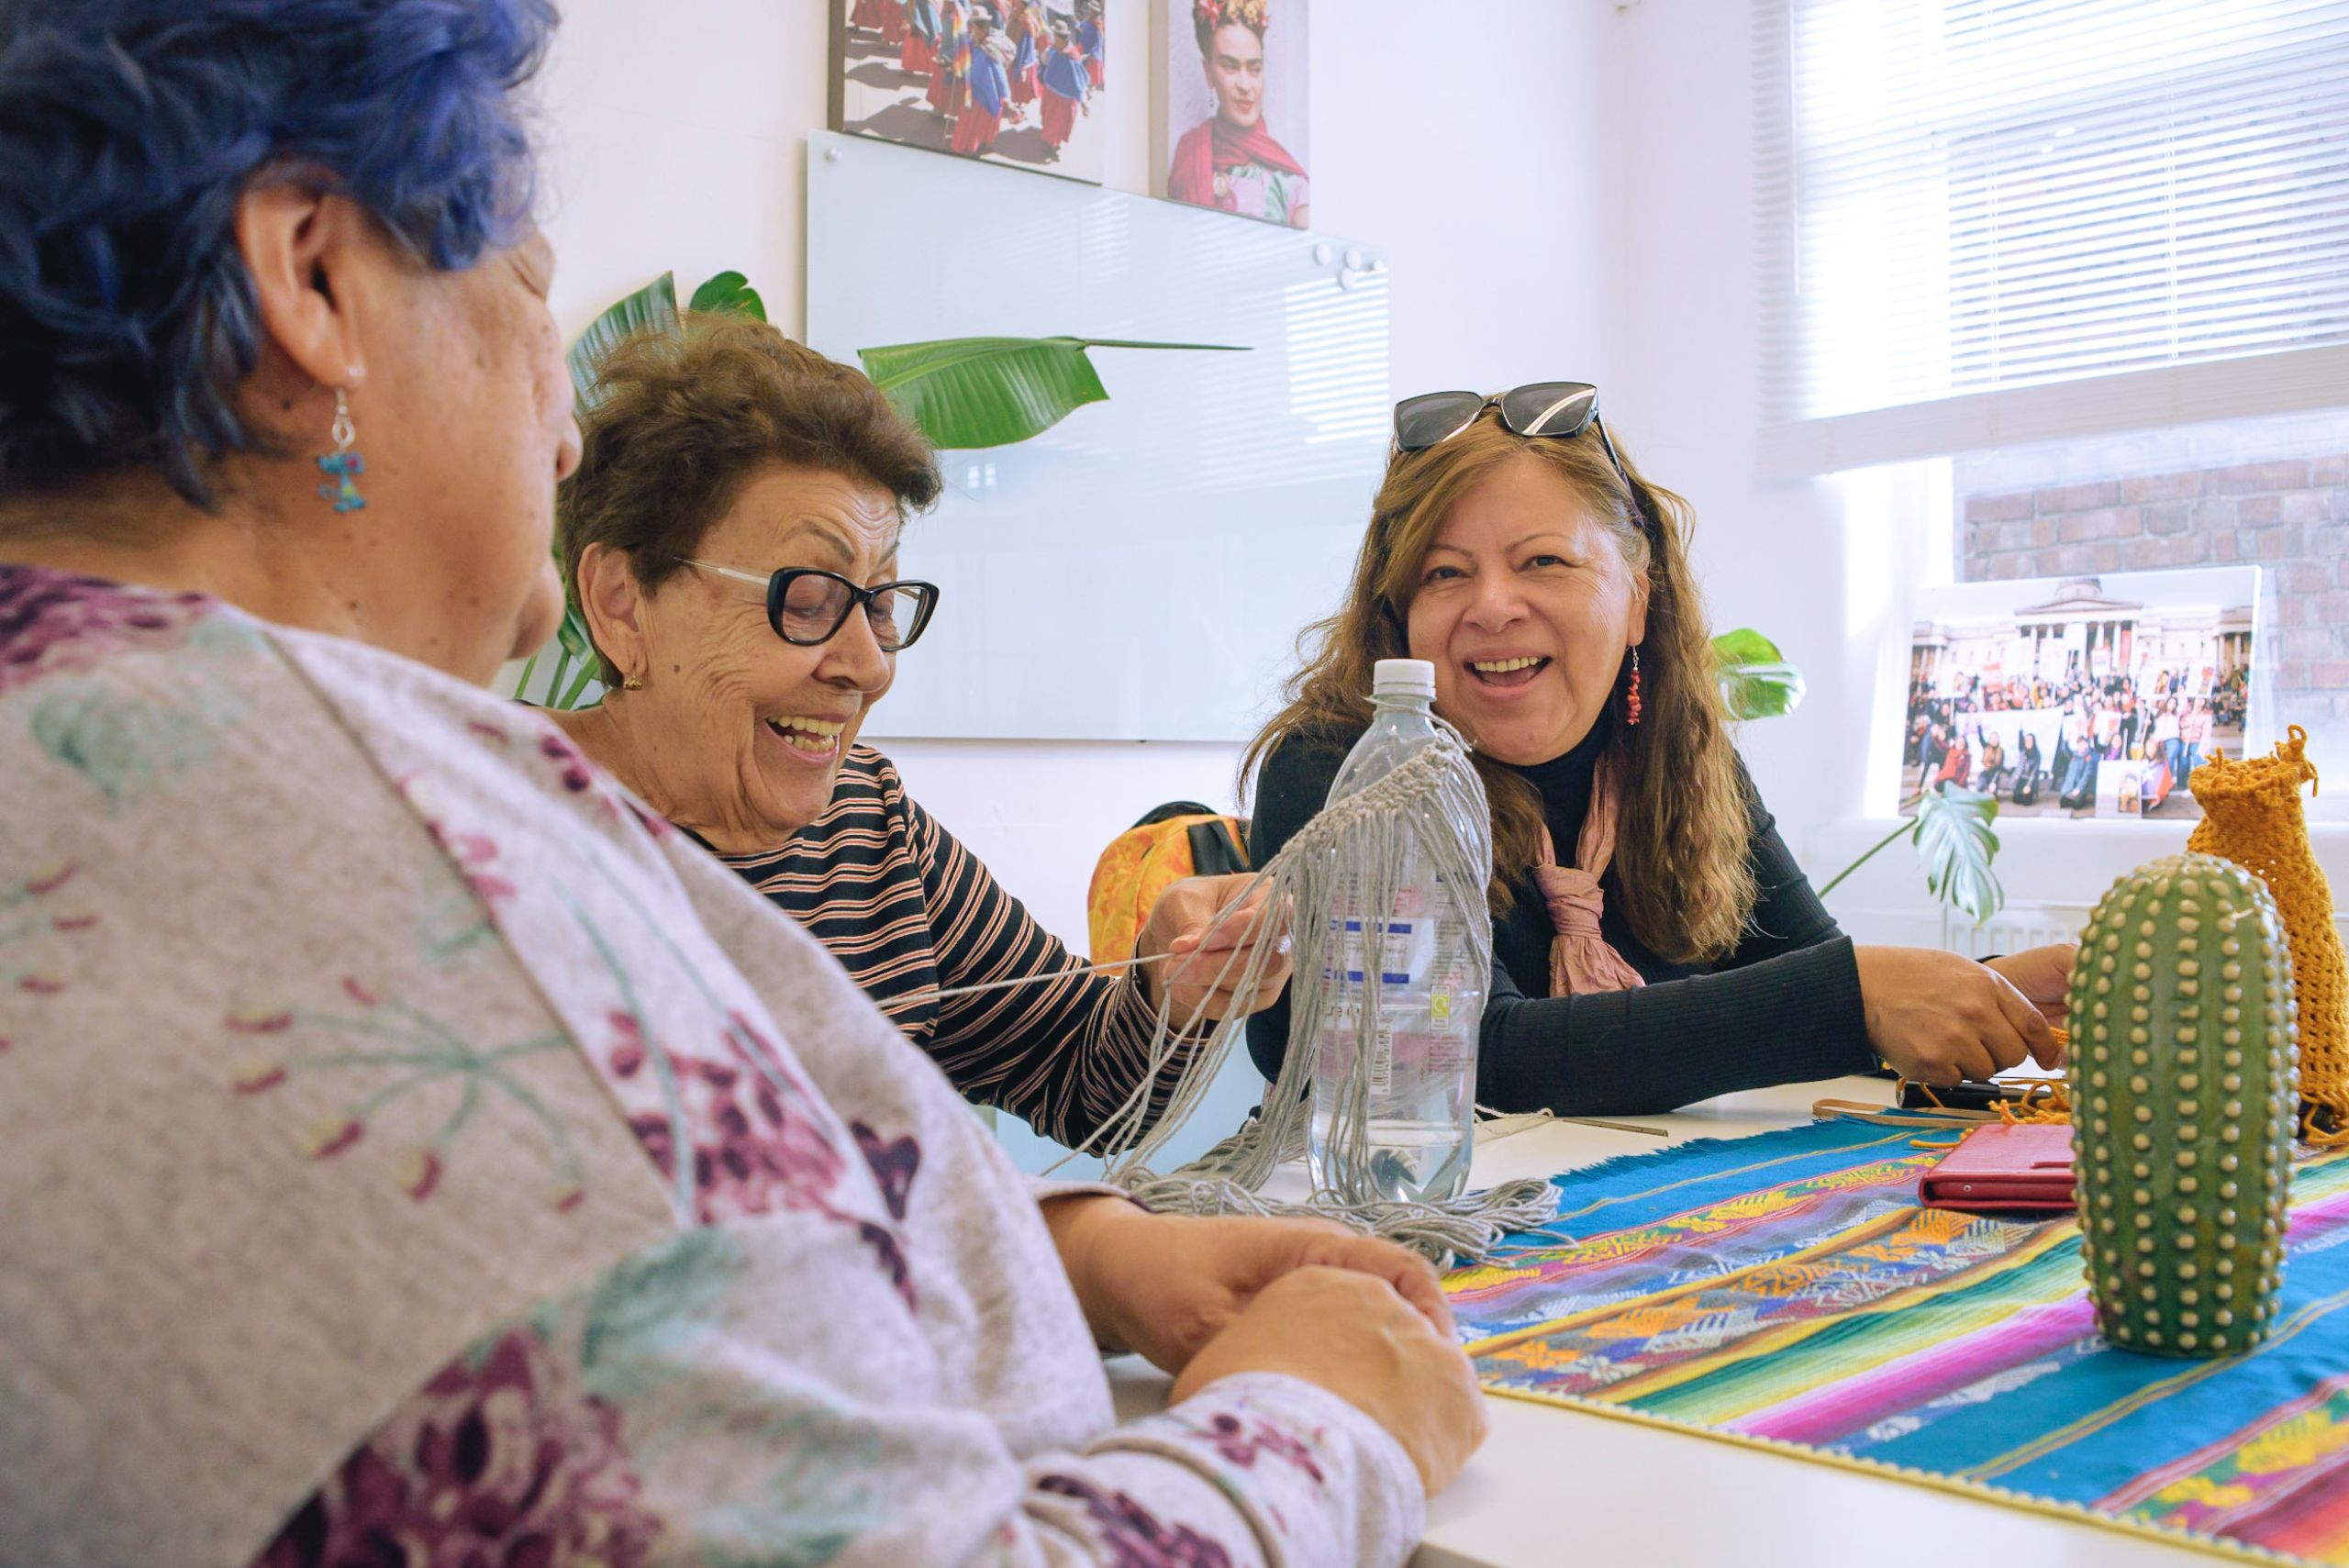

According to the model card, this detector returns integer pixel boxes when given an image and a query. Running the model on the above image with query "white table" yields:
[1109,1074,2221,1568]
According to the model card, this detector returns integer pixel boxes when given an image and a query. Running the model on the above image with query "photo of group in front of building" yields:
[1902,570,2260,822]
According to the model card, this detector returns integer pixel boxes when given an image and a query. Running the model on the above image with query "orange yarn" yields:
[2187,727,2348,1137]
[1900,1057,2076,1127]
[1994,1079,2074,1126]
[1996,1024,2076,1125]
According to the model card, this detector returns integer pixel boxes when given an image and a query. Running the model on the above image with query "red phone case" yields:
[1916,1121,2077,1214]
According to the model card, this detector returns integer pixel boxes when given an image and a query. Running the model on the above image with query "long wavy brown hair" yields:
[1244,411,1758,963]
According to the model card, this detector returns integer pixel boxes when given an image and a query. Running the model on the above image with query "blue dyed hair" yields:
[0,0,558,508]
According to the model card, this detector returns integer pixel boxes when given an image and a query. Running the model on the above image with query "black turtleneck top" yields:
[1243,721,1875,1116]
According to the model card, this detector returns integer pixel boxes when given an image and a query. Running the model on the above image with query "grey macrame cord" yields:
[1046,718,1561,1263]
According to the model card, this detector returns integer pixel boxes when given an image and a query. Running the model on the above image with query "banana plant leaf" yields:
[1712,627,1806,720]
[687,270,767,322]
[1913,783,2004,925]
[567,272,677,415]
[858,336,1244,450]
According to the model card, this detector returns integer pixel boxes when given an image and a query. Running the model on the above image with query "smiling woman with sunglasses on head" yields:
[1244,386,2080,1116]
[552,316,1288,1150]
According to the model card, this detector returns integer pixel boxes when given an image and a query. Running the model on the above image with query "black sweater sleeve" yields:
[1244,732,1877,1117]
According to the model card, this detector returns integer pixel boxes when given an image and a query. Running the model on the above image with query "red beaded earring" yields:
[1625,646,1643,727]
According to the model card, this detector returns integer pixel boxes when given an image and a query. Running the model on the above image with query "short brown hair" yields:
[557,313,941,680]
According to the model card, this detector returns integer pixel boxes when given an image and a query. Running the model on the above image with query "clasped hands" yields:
[1040,1195,1488,1495]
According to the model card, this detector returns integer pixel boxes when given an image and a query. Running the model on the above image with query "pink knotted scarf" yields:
[1531,755,1646,995]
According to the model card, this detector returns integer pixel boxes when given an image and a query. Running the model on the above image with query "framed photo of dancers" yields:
[829,0,1108,184]
[1152,0,1310,227]
[1899,567,2265,824]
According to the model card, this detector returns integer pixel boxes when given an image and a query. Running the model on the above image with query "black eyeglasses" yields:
[1393,383,1642,518]
[673,558,942,651]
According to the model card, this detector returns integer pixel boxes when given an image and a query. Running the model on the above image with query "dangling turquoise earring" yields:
[316,387,365,512]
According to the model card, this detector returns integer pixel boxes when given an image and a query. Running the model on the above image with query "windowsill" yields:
[1820,812,2349,842]
[1808,812,2349,917]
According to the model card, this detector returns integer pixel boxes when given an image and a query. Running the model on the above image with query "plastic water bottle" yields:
[1306,658,1485,1204]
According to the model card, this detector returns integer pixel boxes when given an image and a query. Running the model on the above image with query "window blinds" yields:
[1756,0,2349,476]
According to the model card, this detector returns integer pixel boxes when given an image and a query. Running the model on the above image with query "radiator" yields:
[1939,904,2093,960]
[1940,904,2349,959]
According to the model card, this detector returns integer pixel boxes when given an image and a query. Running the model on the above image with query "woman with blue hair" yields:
[0,4,1482,1565]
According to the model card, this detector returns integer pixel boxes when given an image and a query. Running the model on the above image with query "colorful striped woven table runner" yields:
[1444,1117,2349,1563]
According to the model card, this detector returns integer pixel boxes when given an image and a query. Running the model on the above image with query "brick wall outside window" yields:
[1959,452,2349,727]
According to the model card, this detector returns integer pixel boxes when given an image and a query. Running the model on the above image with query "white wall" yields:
[1609,2,1900,906]
[535,0,1625,1162]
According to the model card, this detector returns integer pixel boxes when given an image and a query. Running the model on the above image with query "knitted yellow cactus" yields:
[2188,727,2348,1136]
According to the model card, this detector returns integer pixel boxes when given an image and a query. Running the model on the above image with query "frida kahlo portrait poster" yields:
[1156,0,1309,228]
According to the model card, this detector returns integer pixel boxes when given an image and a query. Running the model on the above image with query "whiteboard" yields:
[805,129,1390,741]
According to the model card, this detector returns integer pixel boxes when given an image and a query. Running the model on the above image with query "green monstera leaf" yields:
[1913,782,2004,925]
[1711,627,1807,720]
[857,336,1243,450]
[1705,627,2002,923]
[687,269,768,321]
[1814,782,2006,926]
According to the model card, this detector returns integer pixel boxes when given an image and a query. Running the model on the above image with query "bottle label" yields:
[1317,913,1475,1095]
[1326,915,1435,989]
[1308,806,1481,1122]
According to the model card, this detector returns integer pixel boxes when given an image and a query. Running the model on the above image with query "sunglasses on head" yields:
[1392,382,1643,524]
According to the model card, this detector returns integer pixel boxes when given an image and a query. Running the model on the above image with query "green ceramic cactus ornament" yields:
[2067,851,2298,1357]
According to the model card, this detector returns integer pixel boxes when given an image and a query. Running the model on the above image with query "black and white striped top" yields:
[715,745,1190,1150]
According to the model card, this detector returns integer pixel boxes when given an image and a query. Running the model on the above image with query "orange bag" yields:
[1085,802,1249,965]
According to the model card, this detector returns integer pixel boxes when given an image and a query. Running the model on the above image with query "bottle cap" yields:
[1372,658,1437,698]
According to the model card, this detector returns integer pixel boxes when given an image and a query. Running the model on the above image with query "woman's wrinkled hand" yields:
[1135,873,1292,1023]
[1043,1200,1453,1373]
[1170,1265,1487,1496]
[1854,944,2066,1085]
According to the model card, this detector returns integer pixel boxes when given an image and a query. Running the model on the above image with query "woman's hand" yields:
[1135,873,1292,1023]
[1853,945,2065,1085]
[1170,1266,1488,1496]
[1041,1197,1453,1373]
[1984,943,2078,1037]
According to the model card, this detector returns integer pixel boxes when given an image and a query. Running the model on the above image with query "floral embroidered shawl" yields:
[0,565,1419,1568]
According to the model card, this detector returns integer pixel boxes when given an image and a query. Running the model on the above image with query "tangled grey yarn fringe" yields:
[1055,720,1561,1265]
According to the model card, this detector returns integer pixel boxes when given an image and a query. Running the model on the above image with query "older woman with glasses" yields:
[551,317,1288,1151]
[1245,384,2080,1115]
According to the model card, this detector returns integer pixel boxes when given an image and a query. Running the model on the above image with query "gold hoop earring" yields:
[622,675,644,691]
